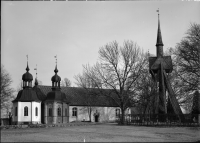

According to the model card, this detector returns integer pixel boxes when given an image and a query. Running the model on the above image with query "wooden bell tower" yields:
[148,10,184,122]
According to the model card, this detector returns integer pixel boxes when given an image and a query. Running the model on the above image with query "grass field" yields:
[1,123,200,142]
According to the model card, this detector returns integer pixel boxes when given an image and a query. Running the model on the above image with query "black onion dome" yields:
[45,91,69,103]
[51,75,61,82]
[22,64,33,81]
[12,88,41,102]
[51,65,61,82]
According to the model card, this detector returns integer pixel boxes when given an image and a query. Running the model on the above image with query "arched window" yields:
[49,108,52,116]
[35,107,38,116]
[115,109,120,117]
[24,106,28,116]
[15,107,17,116]
[57,107,61,116]
[72,107,77,117]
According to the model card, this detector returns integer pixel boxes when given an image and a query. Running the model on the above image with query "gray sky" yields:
[2,1,200,94]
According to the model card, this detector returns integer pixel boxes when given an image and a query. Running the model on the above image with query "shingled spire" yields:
[156,9,164,57]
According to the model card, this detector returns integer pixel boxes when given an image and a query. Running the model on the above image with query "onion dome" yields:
[51,65,61,82]
[22,63,33,81]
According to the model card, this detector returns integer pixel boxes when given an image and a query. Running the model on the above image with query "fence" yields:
[117,114,200,126]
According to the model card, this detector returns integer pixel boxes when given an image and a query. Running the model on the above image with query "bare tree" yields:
[173,23,200,92]
[79,40,147,124]
[75,73,99,122]
[1,65,15,117]
[134,62,155,115]
[61,78,71,87]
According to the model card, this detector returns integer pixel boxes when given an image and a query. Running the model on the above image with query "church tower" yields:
[44,57,70,124]
[12,57,42,125]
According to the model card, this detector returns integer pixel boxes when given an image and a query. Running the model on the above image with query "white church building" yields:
[12,62,132,125]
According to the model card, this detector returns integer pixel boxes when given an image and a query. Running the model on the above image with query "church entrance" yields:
[95,115,99,122]
[93,110,99,122]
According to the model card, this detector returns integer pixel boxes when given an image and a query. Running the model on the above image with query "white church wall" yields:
[69,106,121,123]
[32,102,41,123]
[18,102,32,122]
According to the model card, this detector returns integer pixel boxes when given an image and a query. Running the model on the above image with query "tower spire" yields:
[34,64,38,86]
[26,55,30,72]
[156,9,164,47]
[156,9,164,57]
[54,55,58,74]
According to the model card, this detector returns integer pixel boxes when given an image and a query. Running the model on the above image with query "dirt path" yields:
[1,124,200,142]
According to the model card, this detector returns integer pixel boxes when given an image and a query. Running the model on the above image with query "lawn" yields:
[1,123,200,142]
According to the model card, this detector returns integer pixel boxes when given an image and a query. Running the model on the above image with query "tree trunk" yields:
[120,107,125,125]
[88,107,92,122]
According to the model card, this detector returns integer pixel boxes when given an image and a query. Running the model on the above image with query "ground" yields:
[1,123,200,142]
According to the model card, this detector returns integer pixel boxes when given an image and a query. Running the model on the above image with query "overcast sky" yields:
[2,1,200,94]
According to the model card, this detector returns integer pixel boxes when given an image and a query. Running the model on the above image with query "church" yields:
[12,62,132,125]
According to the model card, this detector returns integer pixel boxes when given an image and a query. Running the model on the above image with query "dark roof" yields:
[32,86,46,101]
[13,88,41,102]
[149,56,173,73]
[36,85,119,107]
[45,90,69,103]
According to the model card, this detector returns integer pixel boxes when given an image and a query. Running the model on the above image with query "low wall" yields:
[0,122,98,130]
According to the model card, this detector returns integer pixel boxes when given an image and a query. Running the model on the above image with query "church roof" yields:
[13,88,41,102]
[149,56,173,73]
[36,85,120,107]
[45,90,69,103]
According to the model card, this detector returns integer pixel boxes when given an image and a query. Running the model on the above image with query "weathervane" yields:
[55,55,57,66]
[157,8,159,15]
[34,64,37,78]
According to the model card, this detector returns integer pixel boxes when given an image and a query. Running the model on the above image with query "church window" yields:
[35,107,38,116]
[49,108,52,116]
[57,107,61,116]
[15,107,17,116]
[24,106,28,116]
[72,107,77,117]
[115,109,120,117]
